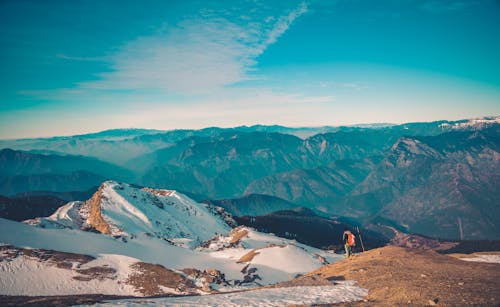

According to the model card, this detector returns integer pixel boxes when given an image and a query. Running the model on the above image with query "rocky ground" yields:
[287,246,500,306]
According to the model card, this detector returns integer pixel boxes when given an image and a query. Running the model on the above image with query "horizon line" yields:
[1,115,498,141]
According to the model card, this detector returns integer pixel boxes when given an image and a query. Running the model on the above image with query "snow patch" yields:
[90,283,368,306]
[460,254,500,264]
[0,252,137,296]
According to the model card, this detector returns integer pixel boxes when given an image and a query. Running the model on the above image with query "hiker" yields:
[342,229,356,258]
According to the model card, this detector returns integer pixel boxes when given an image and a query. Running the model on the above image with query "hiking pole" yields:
[357,226,366,252]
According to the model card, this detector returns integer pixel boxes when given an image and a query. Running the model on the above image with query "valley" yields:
[1,117,499,306]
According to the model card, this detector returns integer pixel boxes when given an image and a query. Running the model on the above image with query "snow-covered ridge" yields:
[27,181,232,249]
[1,181,345,297]
[439,116,500,130]
[94,283,368,306]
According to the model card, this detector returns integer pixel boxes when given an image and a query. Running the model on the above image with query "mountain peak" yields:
[27,181,233,248]
[439,116,500,130]
[391,137,440,158]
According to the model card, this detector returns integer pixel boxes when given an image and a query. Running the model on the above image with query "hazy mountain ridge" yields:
[0,170,105,196]
[2,117,493,167]
[0,149,131,195]
[133,118,497,199]
[1,117,498,240]
[138,132,314,198]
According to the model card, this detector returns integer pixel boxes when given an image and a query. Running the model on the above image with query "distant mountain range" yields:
[0,116,498,240]
[0,148,131,195]
[342,126,500,240]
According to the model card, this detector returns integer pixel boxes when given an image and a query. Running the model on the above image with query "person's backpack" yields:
[347,233,356,246]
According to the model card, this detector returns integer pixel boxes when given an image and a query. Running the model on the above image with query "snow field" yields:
[88,283,368,306]
[0,253,138,296]
[0,181,344,296]
[460,254,500,264]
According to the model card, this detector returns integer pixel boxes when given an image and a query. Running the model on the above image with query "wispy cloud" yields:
[419,0,481,13]
[79,1,309,95]
[55,53,107,62]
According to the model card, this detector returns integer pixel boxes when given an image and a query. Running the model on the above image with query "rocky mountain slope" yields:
[244,157,381,209]
[340,126,500,240]
[134,118,499,199]
[25,181,234,248]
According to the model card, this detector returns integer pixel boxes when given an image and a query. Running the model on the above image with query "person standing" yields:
[342,229,356,258]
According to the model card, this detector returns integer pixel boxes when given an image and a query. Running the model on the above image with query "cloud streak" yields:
[80,1,309,95]
[419,0,482,13]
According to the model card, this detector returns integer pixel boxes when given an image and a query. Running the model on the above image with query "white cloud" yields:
[80,2,309,95]
[264,2,308,45]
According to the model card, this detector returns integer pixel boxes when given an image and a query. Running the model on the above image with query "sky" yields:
[1,0,499,138]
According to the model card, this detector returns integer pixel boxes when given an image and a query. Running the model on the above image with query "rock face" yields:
[85,185,112,235]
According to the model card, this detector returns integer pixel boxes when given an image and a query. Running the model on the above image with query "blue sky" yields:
[1,0,499,138]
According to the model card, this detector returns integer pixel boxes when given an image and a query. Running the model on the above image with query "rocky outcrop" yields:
[180,268,229,292]
[83,185,111,235]
[126,262,199,296]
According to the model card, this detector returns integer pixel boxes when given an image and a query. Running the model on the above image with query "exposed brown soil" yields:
[237,249,260,263]
[125,262,199,296]
[85,186,111,234]
[389,228,459,251]
[73,266,117,282]
[229,227,249,244]
[237,244,285,264]
[291,246,500,306]
[0,245,94,269]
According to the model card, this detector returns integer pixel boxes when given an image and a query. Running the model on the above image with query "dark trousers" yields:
[344,243,352,257]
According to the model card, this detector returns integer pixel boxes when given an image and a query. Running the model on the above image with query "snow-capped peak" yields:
[439,116,500,130]
[26,181,232,249]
